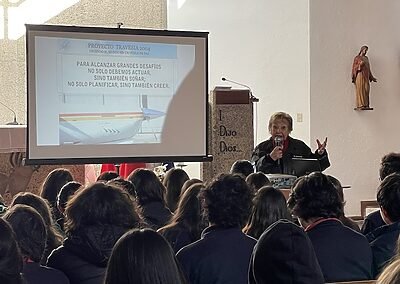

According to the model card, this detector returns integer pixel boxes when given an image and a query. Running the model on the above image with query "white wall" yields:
[168,0,400,215]
[310,0,400,215]
[168,0,311,179]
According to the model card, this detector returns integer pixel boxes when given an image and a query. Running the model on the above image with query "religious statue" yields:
[351,46,377,110]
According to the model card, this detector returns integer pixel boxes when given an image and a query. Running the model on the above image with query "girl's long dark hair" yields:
[243,186,290,239]
[104,228,187,284]
[158,183,204,241]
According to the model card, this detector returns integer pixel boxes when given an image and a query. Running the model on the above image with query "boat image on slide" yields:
[59,108,165,145]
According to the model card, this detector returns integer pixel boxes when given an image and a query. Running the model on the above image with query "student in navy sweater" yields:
[288,172,372,283]
[366,173,400,277]
[177,174,255,284]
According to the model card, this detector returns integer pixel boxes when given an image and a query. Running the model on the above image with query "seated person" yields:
[56,181,82,231]
[3,205,69,284]
[327,175,361,232]
[230,160,254,178]
[163,168,189,212]
[127,169,172,230]
[158,183,205,252]
[249,219,324,284]
[362,152,400,235]
[47,183,142,284]
[366,173,400,277]
[245,172,271,193]
[0,218,23,284]
[288,172,372,282]
[96,171,119,182]
[104,229,186,284]
[243,186,291,239]
[177,174,256,284]
[251,112,330,175]
[10,192,63,265]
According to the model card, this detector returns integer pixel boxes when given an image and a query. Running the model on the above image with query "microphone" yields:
[274,134,284,166]
[221,77,259,102]
[274,134,284,147]
[0,101,18,125]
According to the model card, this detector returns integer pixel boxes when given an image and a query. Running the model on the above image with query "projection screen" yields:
[25,24,209,165]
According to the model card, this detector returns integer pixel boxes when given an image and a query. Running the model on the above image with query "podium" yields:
[201,88,255,181]
[0,125,85,204]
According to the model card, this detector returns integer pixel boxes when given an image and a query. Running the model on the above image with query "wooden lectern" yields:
[201,88,254,181]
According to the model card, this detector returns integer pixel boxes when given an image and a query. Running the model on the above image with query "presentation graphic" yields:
[35,36,195,145]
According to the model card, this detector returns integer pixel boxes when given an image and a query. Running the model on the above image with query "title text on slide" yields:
[60,55,175,95]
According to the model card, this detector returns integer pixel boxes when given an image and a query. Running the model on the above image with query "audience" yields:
[39,168,73,220]
[243,186,290,239]
[10,192,63,264]
[3,205,69,284]
[288,172,372,282]
[362,152,400,235]
[230,159,254,178]
[245,172,271,193]
[56,181,82,231]
[128,168,172,229]
[47,182,141,284]
[158,183,205,252]
[163,168,190,212]
[2,154,399,284]
[366,172,400,277]
[0,218,23,284]
[104,228,187,284]
[327,175,361,232]
[249,219,324,284]
[177,174,255,284]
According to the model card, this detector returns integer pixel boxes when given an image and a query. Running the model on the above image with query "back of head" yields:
[57,181,82,213]
[3,204,47,263]
[107,178,136,198]
[230,160,254,178]
[377,257,400,284]
[327,175,344,203]
[380,153,400,180]
[0,219,23,284]
[288,172,343,221]
[181,178,203,195]
[377,173,400,223]
[97,171,119,182]
[40,168,73,207]
[11,192,53,228]
[203,174,252,228]
[10,192,62,254]
[243,186,290,239]
[249,220,324,284]
[163,168,190,212]
[104,228,186,284]
[160,183,205,237]
[127,168,166,206]
[65,182,141,233]
[246,172,271,193]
